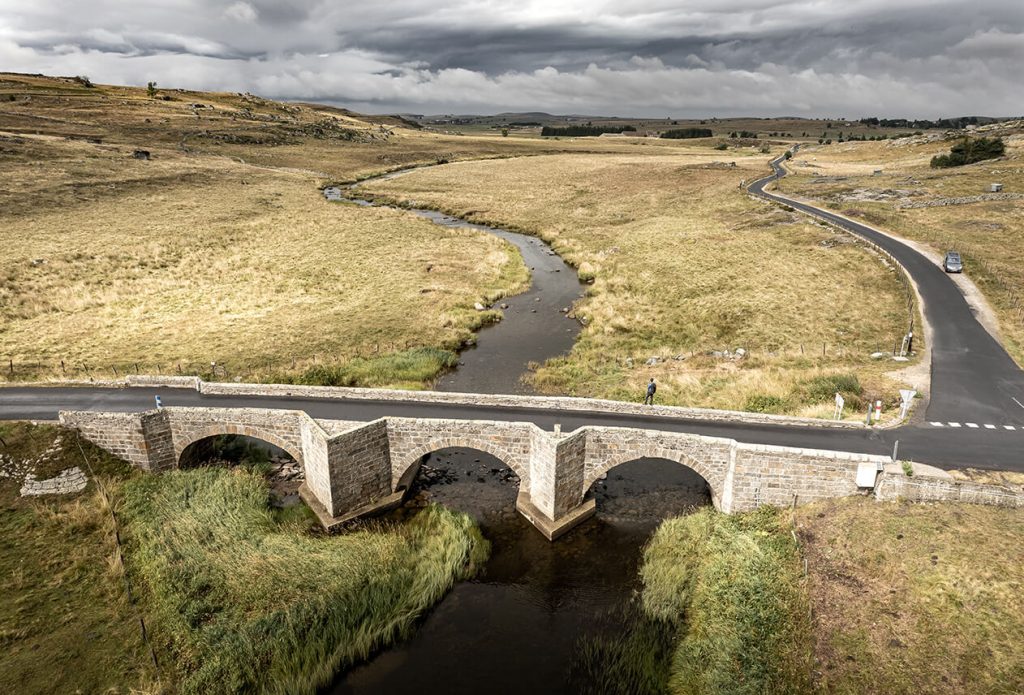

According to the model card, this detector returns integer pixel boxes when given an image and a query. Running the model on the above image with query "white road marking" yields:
[966,422,980,428]
[984,424,997,429]
[929,422,944,427]
[1013,397,1024,410]
[1004,425,1016,430]
[948,422,962,427]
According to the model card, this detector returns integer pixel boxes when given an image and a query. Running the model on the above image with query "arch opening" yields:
[588,457,712,526]
[398,447,522,525]
[177,434,302,508]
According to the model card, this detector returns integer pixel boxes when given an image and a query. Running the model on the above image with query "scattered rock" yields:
[474,302,486,311]
[131,149,151,160]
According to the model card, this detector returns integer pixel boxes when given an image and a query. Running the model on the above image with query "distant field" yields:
[777,127,1024,364]
[0,132,527,385]
[362,150,915,416]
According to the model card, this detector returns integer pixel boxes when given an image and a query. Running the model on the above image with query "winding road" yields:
[2,153,1023,473]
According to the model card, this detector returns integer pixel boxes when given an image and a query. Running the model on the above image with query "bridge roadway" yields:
[0,385,1021,472]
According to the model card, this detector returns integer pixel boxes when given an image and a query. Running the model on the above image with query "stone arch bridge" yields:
[61,406,888,539]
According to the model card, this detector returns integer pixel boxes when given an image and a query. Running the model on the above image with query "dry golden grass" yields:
[0,72,708,387]
[778,129,1024,363]
[0,132,527,385]
[362,151,915,414]
[798,497,1024,695]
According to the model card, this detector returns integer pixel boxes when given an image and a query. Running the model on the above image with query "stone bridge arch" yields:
[166,409,306,468]
[389,429,532,491]
[577,429,733,511]
[174,425,303,467]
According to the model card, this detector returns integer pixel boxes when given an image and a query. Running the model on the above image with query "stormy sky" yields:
[1,1,1021,117]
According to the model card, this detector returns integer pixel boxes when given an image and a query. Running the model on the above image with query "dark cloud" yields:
[1,0,1021,117]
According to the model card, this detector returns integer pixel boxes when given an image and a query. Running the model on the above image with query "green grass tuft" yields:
[120,467,487,694]
[640,507,813,695]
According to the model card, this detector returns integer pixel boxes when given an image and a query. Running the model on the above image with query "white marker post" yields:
[834,392,845,421]
[873,399,882,423]
[154,395,163,409]
[898,389,917,420]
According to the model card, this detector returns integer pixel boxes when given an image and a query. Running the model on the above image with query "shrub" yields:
[714,143,728,151]
[541,125,636,137]
[930,137,1005,168]
[745,394,786,413]
[793,373,863,409]
[147,81,158,98]
[73,75,93,88]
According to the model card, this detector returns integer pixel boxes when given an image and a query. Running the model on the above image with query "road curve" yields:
[749,152,1024,427]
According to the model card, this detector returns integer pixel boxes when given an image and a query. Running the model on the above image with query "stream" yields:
[320,168,704,693]
[326,170,583,394]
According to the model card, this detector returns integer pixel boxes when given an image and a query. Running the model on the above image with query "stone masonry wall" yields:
[386,417,536,488]
[325,419,392,517]
[875,473,1024,508]
[59,410,156,470]
[728,443,877,512]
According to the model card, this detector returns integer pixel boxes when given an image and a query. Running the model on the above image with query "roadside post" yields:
[833,392,845,420]
[154,395,163,409]
[873,400,882,423]
[898,389,917,420]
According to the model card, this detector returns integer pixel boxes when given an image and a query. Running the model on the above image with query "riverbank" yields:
[0,423,487,695]
[630,499,1024,695]
[359,152,917,417]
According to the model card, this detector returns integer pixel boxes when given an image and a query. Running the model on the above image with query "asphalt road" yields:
[2,154,1022,474]
[749,153,1024,428]
[0,385,1021,472]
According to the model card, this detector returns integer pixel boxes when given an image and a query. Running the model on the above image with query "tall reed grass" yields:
[120,467,487,694]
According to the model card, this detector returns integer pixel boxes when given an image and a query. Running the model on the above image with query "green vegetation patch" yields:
[931,137,1005,168]
[0,423,157,694]
[661,128,713,139]
[799,498,1024,695]
[120,467,487,694]
[641,507,813,695]
[278,346,459,390]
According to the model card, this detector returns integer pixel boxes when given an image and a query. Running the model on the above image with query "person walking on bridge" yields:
[644,378,657,405]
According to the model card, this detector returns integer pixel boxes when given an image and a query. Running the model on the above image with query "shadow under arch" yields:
[177,433,298,469]
[586,456,713,523]
[396,446,523,521]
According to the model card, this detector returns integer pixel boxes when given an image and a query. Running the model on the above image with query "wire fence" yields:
[4,335,923,383]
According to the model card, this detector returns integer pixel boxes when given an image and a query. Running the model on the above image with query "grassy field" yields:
[797,497,1024,695]
[0,122,530,386]
[121,469,487,694]
[628,499,1024,695]
[0,422,159,693]
[2,72,776,389]
[776,125,1024,364]
[0,423,487,694]
[362,151,916,415]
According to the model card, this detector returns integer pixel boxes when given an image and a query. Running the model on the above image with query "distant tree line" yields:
[540,125,637,137]
[931,137,1006,168]
[508,121,542,126]
[660,128,712,139]
[859,116,986,130]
